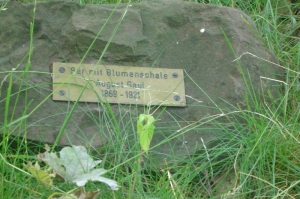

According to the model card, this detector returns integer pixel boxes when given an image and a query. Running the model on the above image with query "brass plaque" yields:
[52,63,186,106]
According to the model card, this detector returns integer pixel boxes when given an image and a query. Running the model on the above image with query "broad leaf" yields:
[24,161,53,188]
[38,145,119,190]
[137,114,155,154]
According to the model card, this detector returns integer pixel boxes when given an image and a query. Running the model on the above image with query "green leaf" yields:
[24,161,53,188]
[137,114,155,154]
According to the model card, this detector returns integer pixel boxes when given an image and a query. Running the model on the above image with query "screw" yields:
[172,72,178,78]
[59,90,65,96]
[174,95,180,101]
[59,67,65,73]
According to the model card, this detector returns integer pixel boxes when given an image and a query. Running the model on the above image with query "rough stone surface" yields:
[0,1,281,163]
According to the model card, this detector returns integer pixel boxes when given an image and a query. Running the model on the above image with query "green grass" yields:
[1,0,300,198]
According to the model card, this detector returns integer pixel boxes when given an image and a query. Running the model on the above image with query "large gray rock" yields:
[0,1,281,163]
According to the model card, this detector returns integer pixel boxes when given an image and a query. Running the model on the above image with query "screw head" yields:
[59,90,65,96]
[174,95,180,101]
[172,72,178,78]
[59,67,65,73]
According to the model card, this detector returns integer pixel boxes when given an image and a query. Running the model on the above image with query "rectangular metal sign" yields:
[52,62,186,106]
